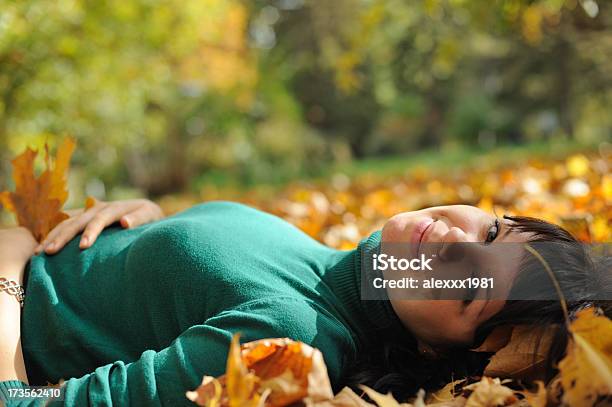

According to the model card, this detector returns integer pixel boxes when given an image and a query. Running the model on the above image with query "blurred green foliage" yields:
[0,0,610,199]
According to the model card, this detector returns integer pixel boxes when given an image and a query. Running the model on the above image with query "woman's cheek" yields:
[394,300,446,340]
[392,299,477,346]
[416,301,476,345]
[381,215,407,242]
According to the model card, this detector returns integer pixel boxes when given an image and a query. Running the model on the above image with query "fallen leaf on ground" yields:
[463,377,517,407]
[471,326,513,353]
[359,386,420,407]
[312,386,374,407]
[187,335,332,406]
[426,379,466,404]
[558,308,612,407]
[227,334,264,407]
[186,376,224,407]
[481,325,556,381]
[516,381,547,407]
[186,334,264,407]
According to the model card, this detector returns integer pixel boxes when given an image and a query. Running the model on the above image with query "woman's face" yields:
[381,205,532,348]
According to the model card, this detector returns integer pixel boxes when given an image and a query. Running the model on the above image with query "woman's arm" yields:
[0,227,37,384]
[36,199,165,255]
[0,290,27,384]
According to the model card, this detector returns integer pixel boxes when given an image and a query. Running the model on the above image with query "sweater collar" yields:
[324,231,405,339]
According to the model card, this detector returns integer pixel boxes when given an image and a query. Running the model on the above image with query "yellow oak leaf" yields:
[358,385,417,407]
[312,386,375,407]
[187,336,332,407]
[559,308,612,407]
[463,377,516,407]
[226,334,263,407]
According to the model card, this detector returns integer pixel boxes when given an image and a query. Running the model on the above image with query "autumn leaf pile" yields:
[186,308,611,407]
[184,149,609,250]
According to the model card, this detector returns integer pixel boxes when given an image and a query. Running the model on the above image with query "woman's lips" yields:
[411,219,434,258]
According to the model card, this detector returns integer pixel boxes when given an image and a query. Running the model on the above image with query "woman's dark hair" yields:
[342,215,611,400]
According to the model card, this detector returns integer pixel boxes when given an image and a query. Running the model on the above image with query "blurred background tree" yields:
[0,0,610,200]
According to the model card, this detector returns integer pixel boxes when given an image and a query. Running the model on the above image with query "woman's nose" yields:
[438,227,468,261]
[444,226,468,243]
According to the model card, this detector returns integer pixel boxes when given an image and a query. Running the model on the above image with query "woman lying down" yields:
[0,198,609,406]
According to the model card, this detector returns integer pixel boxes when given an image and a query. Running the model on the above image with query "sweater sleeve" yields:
[0,380,28,406]
[1,297,352,407]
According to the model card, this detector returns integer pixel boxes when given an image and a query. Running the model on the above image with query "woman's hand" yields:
[36,199,165,255]
[0,227,38,283]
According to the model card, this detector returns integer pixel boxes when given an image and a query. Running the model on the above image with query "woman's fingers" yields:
[79,204,138,248]
[35,199,164,255]
[120,202,164,229]
[37,204,106,254]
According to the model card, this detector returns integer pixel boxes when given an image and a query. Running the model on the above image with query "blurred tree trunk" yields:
[126,116,189,197]
[161,122,189,194]
[0,132,9,192]
[419,90,445,148]
[555,14,574,139]
[0,73,25,191]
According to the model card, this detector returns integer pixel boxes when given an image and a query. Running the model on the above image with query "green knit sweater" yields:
[0,201,402,406]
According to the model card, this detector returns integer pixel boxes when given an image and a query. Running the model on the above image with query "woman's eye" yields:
[485,219,500,244]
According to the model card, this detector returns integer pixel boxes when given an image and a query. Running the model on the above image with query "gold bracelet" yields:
[0,277,25,307]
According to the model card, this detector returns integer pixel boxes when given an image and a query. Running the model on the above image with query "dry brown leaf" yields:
[310,386,374,407]
[482,325,556,381]
[545,376,563,406]
[186,376,224,407]
[358,385,418,407]
[558,308,612,407]
[516,381,547,407]
[0,138,75,241]
[187,336,333,407]
[463,377,517,407]
[427,379,466,404]
[425,398,467,407]
[226,334,263,407]
[85,195,97,210]
[471,326,513,353]
[560,214,593,243]
[186,335,265,407]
